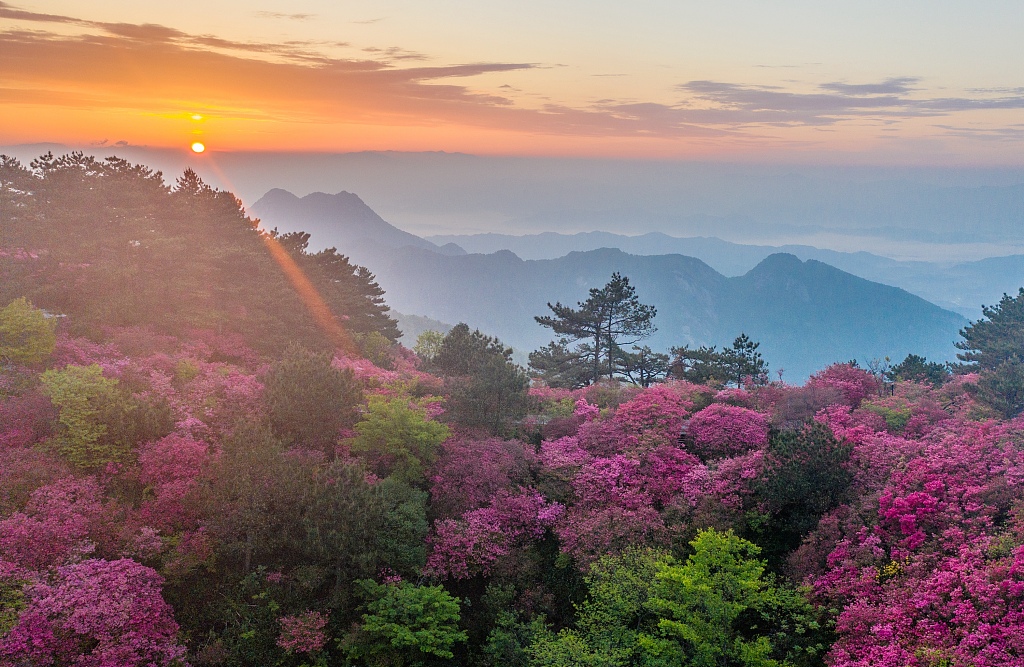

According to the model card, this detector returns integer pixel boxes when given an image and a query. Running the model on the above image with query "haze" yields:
[2,1,1023,259]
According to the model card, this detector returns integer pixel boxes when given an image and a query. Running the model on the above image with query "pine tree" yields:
[957,288,1024,416]
[532,273,656,385]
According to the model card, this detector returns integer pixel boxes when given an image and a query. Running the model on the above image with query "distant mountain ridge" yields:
[426,230,1024,319]
[247,188,967,379]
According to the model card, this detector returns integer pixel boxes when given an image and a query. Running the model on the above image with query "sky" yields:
[2,1,1024,163]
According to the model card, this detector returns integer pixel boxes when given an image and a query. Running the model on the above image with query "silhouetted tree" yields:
[617,345,670,387]
[532,273,656,385]
[670,334,768,388]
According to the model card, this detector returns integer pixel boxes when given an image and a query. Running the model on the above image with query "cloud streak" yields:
[254,11,315,21]
[675,78,1024,127]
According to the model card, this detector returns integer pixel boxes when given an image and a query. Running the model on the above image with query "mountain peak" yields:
[750,252,803,271]
[249,187,440,262]
[257,187,300,203]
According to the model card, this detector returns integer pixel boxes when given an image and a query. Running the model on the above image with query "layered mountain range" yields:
[425,231,1024,320]
[250,189,972,379]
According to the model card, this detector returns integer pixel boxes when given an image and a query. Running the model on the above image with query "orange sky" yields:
[2,1,1023,163]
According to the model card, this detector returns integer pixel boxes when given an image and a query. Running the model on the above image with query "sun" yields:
[191,142,206,153]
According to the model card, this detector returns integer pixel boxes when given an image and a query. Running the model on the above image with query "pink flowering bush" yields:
[0,558,186,666]
[806,363,880,407]
[137,434,213,530]
[713,387,752,406]
[575,418,639,457]
[803,412,1024,666]
[613,382,696,446]
[277,610,329,654]
[50,334,124,376]
[427,489,563,579]
[638,445,701,504]
[0,389,55,449]
[429,436,536,518]
[815,404,881,446]
[538,435,593,471]
[0,476,106,569]
[772,384,847,425]
[0,447,70,516]
[687,404,769,460]
[527,385,581,405]
[818,537,1024,667]
[555,455,664,564]
[703,449,767,510]
[573,398,600,421]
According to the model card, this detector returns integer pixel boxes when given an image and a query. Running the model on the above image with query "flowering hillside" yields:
[3,153,1024,666]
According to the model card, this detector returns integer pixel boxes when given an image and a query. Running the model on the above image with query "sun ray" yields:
[196,150,358,355]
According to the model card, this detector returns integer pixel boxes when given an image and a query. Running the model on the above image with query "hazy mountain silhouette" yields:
[426,230,1024,319]
[250,189,465,266]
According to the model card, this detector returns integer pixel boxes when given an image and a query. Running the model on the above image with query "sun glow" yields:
[190,141,205,153]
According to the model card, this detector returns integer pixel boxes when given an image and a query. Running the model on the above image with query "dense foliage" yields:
[3,153,1024,667]
[957,288,1024,416]
[0,152,398,353]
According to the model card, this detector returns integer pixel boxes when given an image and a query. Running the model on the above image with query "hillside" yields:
[0,155,402,353]
[5,152,1024,667]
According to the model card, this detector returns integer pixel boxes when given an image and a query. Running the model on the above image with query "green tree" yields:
[3,152,406,356]
[0,155,37,229]
[617,345,670,388]
[642,530,820,667]
[264,344,363,451]
[529,548,663,667]
[528,339,595,389]
[200,422,309,574]
[277,231,401,342]
[669,344,725,385]
[358,331,399,369]
[40,364,122,469]
[0,573,28,637]
[887,353,949,386]
[719,334,768,387]
[343,580,468,667]
[300,462,428,605]
[0,297,56,365]
[529,534,820,667]
[429,324,529,435]
[479,584,538,667]
[752,424,853,568]
[956,288,1024,369]
[351,395,451,484]
[414,330,445,364]
[533,273,656,385]
[956,288,1024,416]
